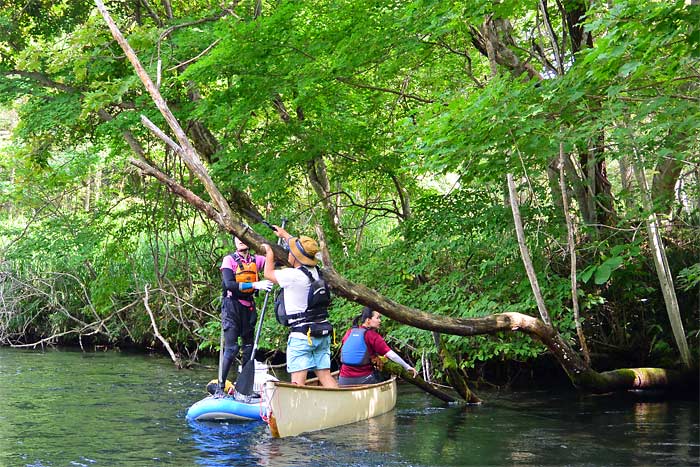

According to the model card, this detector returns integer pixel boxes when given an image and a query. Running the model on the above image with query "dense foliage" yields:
[1,0,698,381]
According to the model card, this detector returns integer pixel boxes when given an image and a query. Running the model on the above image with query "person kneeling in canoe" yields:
[339,307,418,386]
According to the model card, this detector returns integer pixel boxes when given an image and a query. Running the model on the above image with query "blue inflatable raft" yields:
[186,395,266,422]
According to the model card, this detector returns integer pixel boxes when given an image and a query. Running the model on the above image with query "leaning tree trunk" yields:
[632,154,691,368]
[651,157,683,217]
[95,1,696,395]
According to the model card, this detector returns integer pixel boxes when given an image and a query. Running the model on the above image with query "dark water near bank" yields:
[0,348,697,467]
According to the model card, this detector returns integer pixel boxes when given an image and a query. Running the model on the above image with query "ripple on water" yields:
[1,349,698,467]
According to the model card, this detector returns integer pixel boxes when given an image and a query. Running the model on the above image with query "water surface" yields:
[0,348,697,466]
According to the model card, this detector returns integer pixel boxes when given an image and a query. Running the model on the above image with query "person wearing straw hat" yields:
[262,226,338,388]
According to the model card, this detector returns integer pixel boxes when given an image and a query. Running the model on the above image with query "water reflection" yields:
[312,409,398,452]
[632,400,699,465]
[189,419,269,466]
[633,401,668,430]
[366,410,397,452]
[211,410,400,467]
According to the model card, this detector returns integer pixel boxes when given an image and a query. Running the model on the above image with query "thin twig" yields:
[166,38,220,72]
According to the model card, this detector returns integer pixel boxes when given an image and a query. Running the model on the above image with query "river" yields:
[0,347,697,466]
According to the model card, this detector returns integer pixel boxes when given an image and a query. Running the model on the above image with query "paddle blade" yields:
[235,359,255,395]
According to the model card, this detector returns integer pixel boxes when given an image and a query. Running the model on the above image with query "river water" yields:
[0,347,697,467]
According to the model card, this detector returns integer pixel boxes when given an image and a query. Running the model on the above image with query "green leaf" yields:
[579,266,595,284]
[594,263,612,285]
[619,60,642,77]
[601,256,624,270]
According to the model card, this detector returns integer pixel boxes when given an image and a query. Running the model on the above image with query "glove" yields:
[252,280,273,292]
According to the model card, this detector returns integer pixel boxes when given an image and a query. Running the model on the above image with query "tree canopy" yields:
[0,0,698,391]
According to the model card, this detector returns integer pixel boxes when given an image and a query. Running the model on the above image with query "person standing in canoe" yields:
[217,236,273,396]
[338,307,418,386]
[261,227,338,388]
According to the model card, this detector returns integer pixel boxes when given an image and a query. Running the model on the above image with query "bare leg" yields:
[316,369,338,388]
[291,369,308,385]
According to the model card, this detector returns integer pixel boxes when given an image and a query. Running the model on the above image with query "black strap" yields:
[286,309,328,323]
[223,253,256,301]
[231,252,251,271]
[298,265,316,282]
[283,266,328,327]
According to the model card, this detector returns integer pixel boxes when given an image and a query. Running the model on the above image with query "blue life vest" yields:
[340,327,371,366]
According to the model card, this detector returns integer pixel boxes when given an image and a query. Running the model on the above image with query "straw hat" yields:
[288,236,319,266]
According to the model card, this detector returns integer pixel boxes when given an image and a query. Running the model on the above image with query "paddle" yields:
[216,326,225,393]
[239,206,279,233]
[234,290,271,395]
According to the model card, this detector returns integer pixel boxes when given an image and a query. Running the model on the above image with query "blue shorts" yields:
[287,335,331,373]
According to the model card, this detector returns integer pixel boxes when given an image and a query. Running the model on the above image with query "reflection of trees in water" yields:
[633,401,669,432]
[390,404,482,465]
[633,400,698,463]
[190,416,395,467]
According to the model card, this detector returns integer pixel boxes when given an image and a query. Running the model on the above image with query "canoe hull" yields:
[265,377,397,438]
[186,396,266,422]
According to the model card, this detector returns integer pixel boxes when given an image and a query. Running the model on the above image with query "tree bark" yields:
[470,16,542,80]
[307,155,348,249]
[547,157,565,219]
[559,145,590,365]
[631,157,691,367]
[389,173,412,220]
[507,174,552,325]
[618,155,638,212]
[561,150,595,226]
[651,157,683,216]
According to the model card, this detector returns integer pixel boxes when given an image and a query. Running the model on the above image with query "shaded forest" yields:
[0,0,698,394]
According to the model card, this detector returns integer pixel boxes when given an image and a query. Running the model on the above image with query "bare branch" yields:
[144,284,182,368]
[507,173,551,325]
[140,115,183,153]
[166,39,221,72]
[2,70,76,92]
[335,77,435,104]
[139,0,163,26]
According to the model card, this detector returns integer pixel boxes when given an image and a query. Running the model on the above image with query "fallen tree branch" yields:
[9,317,113,349]
[143,284,182,368]
[380,359,479,404]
